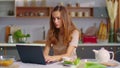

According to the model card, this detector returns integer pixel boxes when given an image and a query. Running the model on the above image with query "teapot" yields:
[93,47,114,63]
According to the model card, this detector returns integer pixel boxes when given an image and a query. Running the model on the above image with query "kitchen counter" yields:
[0,43,45,47]
[1,43,120,61]
[9,60,120,68]
[0,43,120,47]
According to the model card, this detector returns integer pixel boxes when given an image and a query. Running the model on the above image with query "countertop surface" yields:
[7,59,120,68]
[0,43,120,47]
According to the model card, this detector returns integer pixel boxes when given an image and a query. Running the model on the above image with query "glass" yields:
[18,37,27,43]
[84,11,89,17]
[97,34,109,44]
[77,12,83,17]
[116,33,120,43]
[70,12,76,17]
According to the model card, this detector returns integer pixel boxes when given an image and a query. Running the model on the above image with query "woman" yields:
[44,5,80,63]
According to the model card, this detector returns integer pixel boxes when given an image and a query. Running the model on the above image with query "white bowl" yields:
[39,12,44,16]
[97,39,108,44]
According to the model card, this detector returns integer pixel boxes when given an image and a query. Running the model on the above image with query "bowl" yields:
[0,55,15,66]
[39,12,44,16]
[97,39,108,44]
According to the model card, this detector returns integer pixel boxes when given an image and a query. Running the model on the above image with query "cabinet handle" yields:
[81,47,84,50]
[0,48,3,51]
[117,47,120,50]
[110,47,113,50]
[101,14,104,17]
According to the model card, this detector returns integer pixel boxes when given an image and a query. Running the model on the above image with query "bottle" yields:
[79,28,83,44]
[43,26,45,40]
[5,25,10,43]
[8,34,14,43]
[41,0,46,7]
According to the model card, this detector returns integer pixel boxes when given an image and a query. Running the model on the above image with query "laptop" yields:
[16,45,46,65]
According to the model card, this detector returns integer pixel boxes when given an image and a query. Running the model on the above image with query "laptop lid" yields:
[16,45,46,65]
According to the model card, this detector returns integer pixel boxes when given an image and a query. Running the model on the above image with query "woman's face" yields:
[52,11,62,29]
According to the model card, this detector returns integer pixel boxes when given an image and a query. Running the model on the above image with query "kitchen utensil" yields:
[93,47,114,63]
[83,36,97,43]
[70,12,76,17]
[77,12,83,17]
[8,34,14,43]
[0,55,15,66]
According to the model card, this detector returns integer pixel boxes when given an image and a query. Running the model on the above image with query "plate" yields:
[81,59,97,62]
[100,60,119,67]
[81,59,119,67]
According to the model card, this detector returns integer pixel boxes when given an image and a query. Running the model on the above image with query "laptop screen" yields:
[16,45,46,65]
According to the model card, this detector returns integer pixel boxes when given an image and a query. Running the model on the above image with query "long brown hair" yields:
[46,5,77,46]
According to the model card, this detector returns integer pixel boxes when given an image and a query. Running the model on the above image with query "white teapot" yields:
[93,47,114,63]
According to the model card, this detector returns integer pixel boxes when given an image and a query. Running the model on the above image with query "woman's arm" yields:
[44,45,53,63]
[52,45,76,60]
[45,30,79,62]
[44,45,76,63]
[43,45,50,56]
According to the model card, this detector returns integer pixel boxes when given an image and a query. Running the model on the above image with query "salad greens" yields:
[85,62,106,68]
[63,58,81,66]
[63,58,107,68]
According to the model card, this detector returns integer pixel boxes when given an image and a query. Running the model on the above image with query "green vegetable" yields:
[85,62,106,68]
[13,30,23,38]
[63,58,81,66]
[73,58,80,65]
[63,61,73,64]
[13,29,30,43]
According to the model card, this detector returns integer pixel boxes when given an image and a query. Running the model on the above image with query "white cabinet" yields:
[0,0,15,17]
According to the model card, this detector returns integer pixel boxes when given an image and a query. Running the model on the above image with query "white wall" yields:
[0,0,107,43]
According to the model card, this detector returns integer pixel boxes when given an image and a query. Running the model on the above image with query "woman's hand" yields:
[44,55,61,63]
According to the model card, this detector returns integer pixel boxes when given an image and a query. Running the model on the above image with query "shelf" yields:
[0,0,108,19]
[0,1,108,19]
[16,16,49,18]
[16,7,50,18]
[67,7,93,18]
[16,6,94,18]
[0,43,45,47]
[0,0,15,17]
[0,43,120,47]
[93,7,108,18]
[78,43,120,46]
[72,16,93,18]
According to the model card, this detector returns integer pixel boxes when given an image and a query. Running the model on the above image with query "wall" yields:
[0,0,107,43]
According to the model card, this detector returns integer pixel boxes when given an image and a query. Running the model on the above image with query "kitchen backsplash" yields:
[16,0,106,7]
[0,0,107,43]
[0,17,107,43]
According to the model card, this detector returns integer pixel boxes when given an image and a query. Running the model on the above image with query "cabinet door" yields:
[0,47,5,55]
[16,7,50,18]
[0,0,15,17]
[116,46,120,62]
[93,7,108,18]
[76,46,105,59]
[76,46,117,60]
[6,47,20,60]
